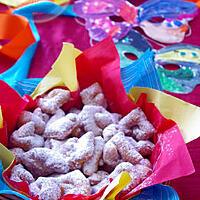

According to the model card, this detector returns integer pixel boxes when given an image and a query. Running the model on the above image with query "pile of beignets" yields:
[9,83,155,200]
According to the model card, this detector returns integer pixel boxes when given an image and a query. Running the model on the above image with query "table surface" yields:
[0,1,199,200]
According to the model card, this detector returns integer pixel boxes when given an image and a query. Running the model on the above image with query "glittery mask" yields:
[74,0,137,42]
[117,30,162,92]
[139,19,189,44]
[137,0,198,43]
[116,30,152,68]
[155,44,200,93]
[73,0,198,43]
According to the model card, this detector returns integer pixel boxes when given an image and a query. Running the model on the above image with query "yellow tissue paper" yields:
[53,0,70,5]
[0,106,3,129]
[129,87,200,143]
[100,172,131,200]
[0,0,70,7]
[0,0,29,7]
[31,43,81,99]
[0,144,14,170]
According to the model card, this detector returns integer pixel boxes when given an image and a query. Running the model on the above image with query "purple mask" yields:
[73,0,198,43]
[74,0,138,42]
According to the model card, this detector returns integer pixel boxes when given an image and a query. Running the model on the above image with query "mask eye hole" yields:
[109,15,124,22]
[124,52,138,61]
[148,17,165,23]
[163,64,180,71]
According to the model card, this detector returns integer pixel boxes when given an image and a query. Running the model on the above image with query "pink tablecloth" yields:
[0,1,199,199]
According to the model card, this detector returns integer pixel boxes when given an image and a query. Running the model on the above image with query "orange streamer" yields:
[0,13,35,60]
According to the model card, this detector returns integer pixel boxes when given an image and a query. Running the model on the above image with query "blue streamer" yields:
[131,184,179,200]
[14,1,76,17]
[14,78,42,96]
[121,49,162,93]
[0,161,29,200]
[0,26,39,95]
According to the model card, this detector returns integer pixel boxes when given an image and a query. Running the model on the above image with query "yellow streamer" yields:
[100,172,131,200]
[0,144,14,170]
[129,87,200,143]
[0,0,70,7]
[31,43,81,99]
[53,0,70,5]
[0,0,30,7]
[0,106,3,129]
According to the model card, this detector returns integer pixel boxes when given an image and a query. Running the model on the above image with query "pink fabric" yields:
[171,138,200,200]
[29,16,90,78]
[0,1,199,199]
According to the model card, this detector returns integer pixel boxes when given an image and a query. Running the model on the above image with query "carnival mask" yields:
[73,0,198,43]
[116,29,152,68]
[117,30,162,92]
[155,44,200,93]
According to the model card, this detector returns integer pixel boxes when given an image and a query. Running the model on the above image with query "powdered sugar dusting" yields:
[9,85,156,200]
